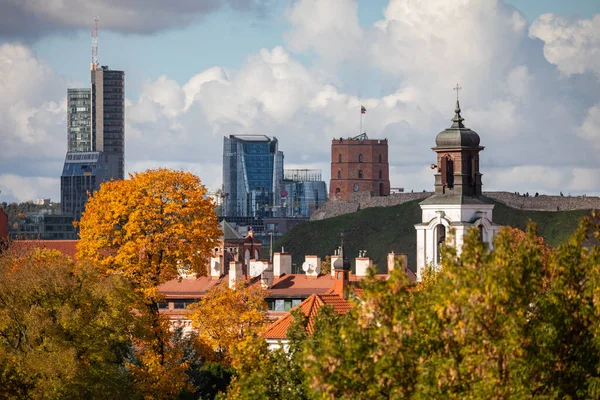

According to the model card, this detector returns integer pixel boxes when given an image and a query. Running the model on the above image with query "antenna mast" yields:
[91,17,99,70]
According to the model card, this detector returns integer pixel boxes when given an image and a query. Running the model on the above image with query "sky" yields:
[0,0,599,203]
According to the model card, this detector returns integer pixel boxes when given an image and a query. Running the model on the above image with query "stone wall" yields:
[485,192,600,212]
[310,191,600,221]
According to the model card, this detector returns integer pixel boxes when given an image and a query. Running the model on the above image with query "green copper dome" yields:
[434,100,481,148]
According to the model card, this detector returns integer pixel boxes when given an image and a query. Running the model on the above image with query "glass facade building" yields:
[60,151,118,222]
[282,169,328,217]
[67,88,92,152]
[91,66,125,180]
[223,135,284,217]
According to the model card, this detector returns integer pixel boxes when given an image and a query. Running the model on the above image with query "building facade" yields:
[222,135,284,218]
[91,66,125,180]
[282,169,327,217]
[329,133,390,201]
[67,88,92,152]
[61,151,118,222]
[414,99,501,280]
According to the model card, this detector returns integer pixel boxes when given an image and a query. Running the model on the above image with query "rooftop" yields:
[263,292,353,340]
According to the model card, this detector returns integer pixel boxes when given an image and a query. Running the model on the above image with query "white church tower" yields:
[415,90,500,281]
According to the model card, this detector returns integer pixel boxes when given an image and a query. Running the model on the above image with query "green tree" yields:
[0,248,137,399]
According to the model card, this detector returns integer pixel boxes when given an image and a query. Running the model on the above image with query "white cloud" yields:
[530,14,600,77]
[285,0,363,64]
[2,0,600,204]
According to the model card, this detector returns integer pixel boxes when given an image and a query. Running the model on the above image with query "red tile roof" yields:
[263,293,353,340]
[158,276,223,299]
[9,240,78,259]
[266,273,335,297]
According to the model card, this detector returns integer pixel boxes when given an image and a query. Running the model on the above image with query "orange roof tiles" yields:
[267,273,336,297]
[158,276,223,299]
[263,292,353,340]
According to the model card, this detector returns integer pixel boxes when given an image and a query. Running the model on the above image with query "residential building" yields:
[222,135,284,218]
[9,211,77,240]
[330,133,390,200]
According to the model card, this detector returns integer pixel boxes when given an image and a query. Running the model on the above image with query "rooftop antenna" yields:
[91,17,99,70]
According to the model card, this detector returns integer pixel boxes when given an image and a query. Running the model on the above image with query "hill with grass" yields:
[274,198,592,273]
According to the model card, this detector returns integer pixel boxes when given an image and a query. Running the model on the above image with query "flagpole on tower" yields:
[360,105,366,135]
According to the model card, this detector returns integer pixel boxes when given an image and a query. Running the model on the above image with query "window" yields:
[292,299,302,308]
[436,224,446,264]
[358,170,363,179]
[335,188,341,194]
[174,301,186,309]
[158,302,169,310]
[359,154,363,163]
[378,154,382,163]
[379,182,384,196]
[337,170,342,179]
[354,183,359,192]
[339,154,342,163]
[379,170,382,179]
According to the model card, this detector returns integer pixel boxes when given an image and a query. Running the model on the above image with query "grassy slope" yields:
[275,199,591,273]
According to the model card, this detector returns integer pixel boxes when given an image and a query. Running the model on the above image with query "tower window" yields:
[353,183,359,192]
[378,154,382,163]
[337,170,342,179]
[335,188,341,195]
[436,224,446,264]
[359,154,363,163]
[339,154,342,163]
[358,170,363,179]
[379,170,382,179]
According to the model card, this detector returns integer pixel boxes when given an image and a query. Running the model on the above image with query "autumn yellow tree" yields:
[77,169,221,398]
[188,281,268,366]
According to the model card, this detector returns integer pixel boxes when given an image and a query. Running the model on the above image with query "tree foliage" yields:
[226,216,600,399]
[188,281,268,366]
[77,168,221,398]
[0,248,136,399]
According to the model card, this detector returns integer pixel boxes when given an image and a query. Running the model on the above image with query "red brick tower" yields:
[329,133,390,201]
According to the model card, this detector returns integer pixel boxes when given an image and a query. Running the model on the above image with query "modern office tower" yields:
[330,133,390,201]
[60,151,118,222]
[67,88,92,152]
[91,65,125,180]
[222,135,284,218]
[282,169,328,217]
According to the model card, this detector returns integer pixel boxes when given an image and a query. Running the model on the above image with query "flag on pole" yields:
[361,105,367,114]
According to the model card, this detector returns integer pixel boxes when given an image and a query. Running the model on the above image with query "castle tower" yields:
[414,92,501,280]
[330,133,390,201]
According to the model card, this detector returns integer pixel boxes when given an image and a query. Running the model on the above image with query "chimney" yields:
[209,256,223,279]
[330,247,340,277]
[273,252,292,277]
[261,263,274,289]
[355,250,372,277]
[303,255,321,277]
[387,252,408,273]
[229,261,243,289]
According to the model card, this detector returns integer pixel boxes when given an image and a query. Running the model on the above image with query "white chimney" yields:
[261,263,274,288]
[387,252,407,273]
[302,255,321,277]
[210,256,223,279]
[229,261,243,289]
[273,252,292,277]
[355,251,372,277]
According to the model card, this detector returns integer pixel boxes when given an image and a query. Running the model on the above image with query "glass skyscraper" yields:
[61,64,124,224]
[60,151,118,222]
[223,135,284,217]
[67,88,92,152]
